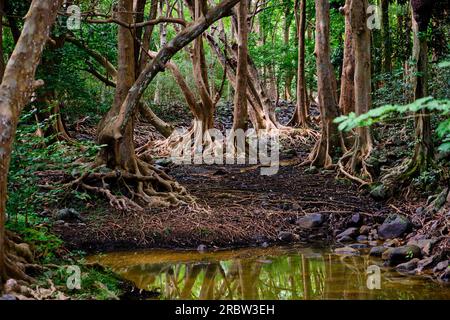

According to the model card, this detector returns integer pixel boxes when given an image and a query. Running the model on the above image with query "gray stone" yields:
[356,235,368,242]
[396,258,420,272]
[334,246,359,255]
[407,238,437,256]
[54,220,65,225]
[197,244,208,252]
[369,246,388,257]
[433,260,449,273]
[296,213,324,229]
[56,208,83,222]
[417,256,437,272]
[0,294,16,300]
[378,214,411,239]
[350,213,363,226]
[382,245,422,266]
[337,227,358,240]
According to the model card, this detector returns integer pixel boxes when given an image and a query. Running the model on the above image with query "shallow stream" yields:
[88,246,450,300]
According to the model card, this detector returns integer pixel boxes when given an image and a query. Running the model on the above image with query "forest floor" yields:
[54,152,393,252]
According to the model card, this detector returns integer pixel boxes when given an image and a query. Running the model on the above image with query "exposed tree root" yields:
[40,159,192,211]
[338,135,373,186]
[300,133,342,169]
[279,127,319,152]
[371,150,434,199]
[137,119,223,160]
[1,233,35,292]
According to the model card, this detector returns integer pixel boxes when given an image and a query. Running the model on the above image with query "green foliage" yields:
[334,97,450,153]
[7,108,104,228]
[39,262,124,300]
[7,225,64,263]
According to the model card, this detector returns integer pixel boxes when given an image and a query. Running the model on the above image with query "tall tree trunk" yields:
[381,0,392,73]
[338,0,355,115]
[154,0,167,104]
[410,0,433,172]
[0,0,5,81]
[183,0,216,151]
[139,0,159,72]
[339,0,373,184]
[98,0,136,171]
[232,0,249,130]
[290,0,308,126]
[283,6,294,101]
[306,0,342,168]
[0,0,62,289]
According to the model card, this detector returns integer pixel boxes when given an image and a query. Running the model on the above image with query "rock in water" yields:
[396,258,420,273]
[296,214,324,229]
[433,260,449,273]
[382,245,422,266]
[378,214,411,239]
[334,246,359,255]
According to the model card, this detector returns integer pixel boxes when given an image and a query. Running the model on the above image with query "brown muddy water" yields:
[88,246,450,300]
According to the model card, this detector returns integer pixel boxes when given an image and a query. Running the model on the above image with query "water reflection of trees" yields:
[107,249,447,300]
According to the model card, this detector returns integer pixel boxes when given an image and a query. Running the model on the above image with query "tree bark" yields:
[291,0,308,126]
[0,0,5,81]
[381,0,392,73]
[283,5,294,101]
[139,0,159,72]
[410,0,433,172]
[307,0,342,168]
[232,0,249,131]
[0,0,62,289]
[339,0,373,184]
[153,0,167,104]
[338,0,355,115]
[97,0,136,171]
[350,0,372,156]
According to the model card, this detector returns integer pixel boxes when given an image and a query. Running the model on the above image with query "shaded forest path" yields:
[57,150,393,252]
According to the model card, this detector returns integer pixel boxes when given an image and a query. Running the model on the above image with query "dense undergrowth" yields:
[5,109,128,299]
